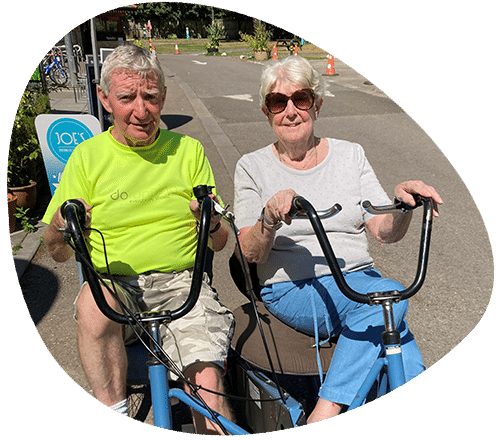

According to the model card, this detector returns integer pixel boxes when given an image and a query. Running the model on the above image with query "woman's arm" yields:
[366,180,443,243]
[238,189,298,264]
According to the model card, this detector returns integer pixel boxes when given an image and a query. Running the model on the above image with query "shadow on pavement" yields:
[161,114,193,130]
[20,263,59,325]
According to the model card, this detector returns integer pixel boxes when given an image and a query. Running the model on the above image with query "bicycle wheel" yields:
[49,66,69,86]
[126,383,152,422]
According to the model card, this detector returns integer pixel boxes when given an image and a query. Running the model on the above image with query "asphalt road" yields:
[19,52,493,413]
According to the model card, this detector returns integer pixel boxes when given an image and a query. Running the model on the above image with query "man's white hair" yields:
[99,44,165,95]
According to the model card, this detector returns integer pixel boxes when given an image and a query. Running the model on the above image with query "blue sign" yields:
[36,114,101,195]
[46,118,94,163]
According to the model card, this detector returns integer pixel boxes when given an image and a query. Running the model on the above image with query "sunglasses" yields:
[265,89,316,114]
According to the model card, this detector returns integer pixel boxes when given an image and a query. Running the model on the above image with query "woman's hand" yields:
[395,180,443,217]
[237,189,299,264]
[263,189,299,227]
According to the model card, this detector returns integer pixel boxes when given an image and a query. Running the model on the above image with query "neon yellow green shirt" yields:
[42,128,219,276]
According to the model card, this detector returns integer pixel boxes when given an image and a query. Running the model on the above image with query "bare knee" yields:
[76,284,122,338]
[184,363,224,389]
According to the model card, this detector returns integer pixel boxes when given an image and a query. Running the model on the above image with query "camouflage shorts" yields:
[75,270,235,380]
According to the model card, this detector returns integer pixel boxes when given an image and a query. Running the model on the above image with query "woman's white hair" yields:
[259,56,325,107]
[99,44,165,95]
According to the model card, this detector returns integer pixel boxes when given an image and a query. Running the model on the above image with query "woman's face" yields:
[263,81,322,146]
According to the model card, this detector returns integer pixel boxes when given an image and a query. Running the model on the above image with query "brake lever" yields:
[192,184,239,234]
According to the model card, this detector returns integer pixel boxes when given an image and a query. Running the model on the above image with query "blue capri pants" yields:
[260,269,425,406]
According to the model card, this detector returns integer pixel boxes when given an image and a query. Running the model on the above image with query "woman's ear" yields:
[314,97,324,119]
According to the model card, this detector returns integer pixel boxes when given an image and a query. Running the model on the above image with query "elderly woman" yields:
[233,56,443,423]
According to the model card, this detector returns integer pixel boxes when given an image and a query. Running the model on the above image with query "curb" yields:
[11,222,46,280]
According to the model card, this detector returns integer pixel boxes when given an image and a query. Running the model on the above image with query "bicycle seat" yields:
[229,253,335,375]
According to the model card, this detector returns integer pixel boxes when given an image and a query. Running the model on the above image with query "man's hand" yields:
[44,199,93,262]
[189,194,222,232]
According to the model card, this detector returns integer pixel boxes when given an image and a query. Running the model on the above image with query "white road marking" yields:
[222,94,254,102]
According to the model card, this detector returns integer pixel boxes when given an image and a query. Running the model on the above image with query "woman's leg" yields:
[262,270,424,419]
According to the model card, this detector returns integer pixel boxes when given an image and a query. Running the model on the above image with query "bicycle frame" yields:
[62,189,432,430]
[44,56,63,74]
[61,186,250,434]
[291,196,433,409]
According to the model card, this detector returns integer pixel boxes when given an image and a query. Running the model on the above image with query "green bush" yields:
[205,20,226,49]
[239,19,272,52]
[8,88,50,188]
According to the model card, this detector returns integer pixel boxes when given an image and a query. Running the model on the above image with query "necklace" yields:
[275,137,322,170]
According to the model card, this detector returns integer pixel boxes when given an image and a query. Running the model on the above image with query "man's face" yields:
[98,69,166,147]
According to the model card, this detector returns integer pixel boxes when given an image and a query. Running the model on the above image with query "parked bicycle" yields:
[43,48,69,86]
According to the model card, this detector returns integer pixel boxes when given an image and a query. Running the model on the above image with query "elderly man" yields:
[42,45,234,434]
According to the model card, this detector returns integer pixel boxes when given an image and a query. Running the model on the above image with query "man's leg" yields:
[183,362,233,435]
[75,284,128,407]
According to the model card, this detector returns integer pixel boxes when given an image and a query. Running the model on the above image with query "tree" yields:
[126,3,254,39]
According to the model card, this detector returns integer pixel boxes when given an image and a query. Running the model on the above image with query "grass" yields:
[136,38,329,60]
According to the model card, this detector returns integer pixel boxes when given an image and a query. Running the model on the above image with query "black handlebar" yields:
[291,195,433,305]
[362,197,423,215]
[289,198,342,220]
[62,185,214,325]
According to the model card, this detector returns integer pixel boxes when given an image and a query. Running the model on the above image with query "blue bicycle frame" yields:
[145,319,247,433]
[290,196,433,411]
[44,55,65,75]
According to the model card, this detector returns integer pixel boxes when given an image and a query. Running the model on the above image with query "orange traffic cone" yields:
[175,42,180,55]
[294,44,298,56]
[272,42,278,60]
[325,54,338,75]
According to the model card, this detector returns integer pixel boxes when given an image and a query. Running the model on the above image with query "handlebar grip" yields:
[61,199,87,229]
[170,193,212,321]
[193,185,213,202]
[288,196,303,218]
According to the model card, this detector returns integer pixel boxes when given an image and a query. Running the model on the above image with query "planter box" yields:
[254,50,270,61]
[8,181,37,210]
[8,193,17,233]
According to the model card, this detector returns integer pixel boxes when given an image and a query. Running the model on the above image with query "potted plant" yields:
[8,88,50,209]
[8,193,17,233]
[240,19,272,61]
[205,20,226,54]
